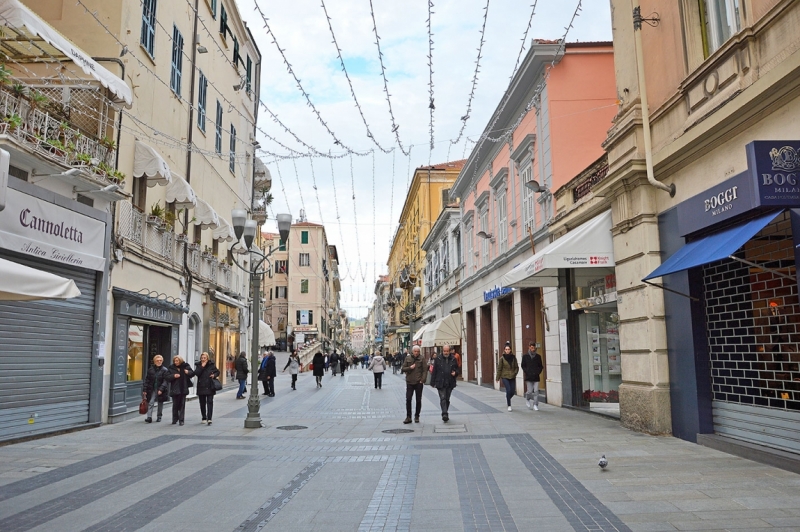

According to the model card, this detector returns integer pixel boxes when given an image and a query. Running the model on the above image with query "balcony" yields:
[0,79,121,184]
[118,201,233,290]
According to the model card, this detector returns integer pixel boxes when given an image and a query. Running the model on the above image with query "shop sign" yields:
[678,141,800,236]
[571,291,617,311]
[0,188,106,270]
[293,325,317,332]
[483,285,513,302]
[119,300,183,325]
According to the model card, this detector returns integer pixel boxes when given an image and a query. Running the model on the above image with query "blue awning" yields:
[643,211,782,281]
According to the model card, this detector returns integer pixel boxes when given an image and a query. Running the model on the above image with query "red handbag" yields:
[138,395,148,415]
[309,363,314,370]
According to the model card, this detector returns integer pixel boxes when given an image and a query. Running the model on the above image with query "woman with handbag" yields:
[368,351,387,389]
[143,354,170,423]
[496,341,520,412]
[166,356,193,425]
[312,351,325,388]
[193,352,220,425]
[282,351,301,390]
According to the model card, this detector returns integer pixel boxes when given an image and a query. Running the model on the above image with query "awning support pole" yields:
[642,279,699,301]
[726,255,796,282]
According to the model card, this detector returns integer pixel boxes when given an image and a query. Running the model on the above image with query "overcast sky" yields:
[246,0,612,318]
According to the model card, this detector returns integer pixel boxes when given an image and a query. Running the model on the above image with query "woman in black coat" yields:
[312,352,325,388]
[166,356,193,425]
[193,352,220,425]
[143,354,170,423]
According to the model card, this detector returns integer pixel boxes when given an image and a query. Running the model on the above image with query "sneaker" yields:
[403,417,412,424]
[534,405,539,411]
[526,399,531,409]
[207,420,212,426]
[201,419,207,424]
[508,406,512,412]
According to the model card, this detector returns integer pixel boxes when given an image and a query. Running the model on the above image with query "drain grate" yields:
[382,429,414,434]
[276,425,308,431]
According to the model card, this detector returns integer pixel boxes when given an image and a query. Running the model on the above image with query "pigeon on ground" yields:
[598,455,608,470]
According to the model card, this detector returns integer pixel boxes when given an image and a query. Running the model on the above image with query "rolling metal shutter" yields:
[0,251,97,442]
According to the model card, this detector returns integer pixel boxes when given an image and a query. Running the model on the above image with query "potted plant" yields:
[0,113,21,134]
[108,169,126,184]
[10,82,27,100]
[147,202,164,227]
[100,136,116,150]
[175,232,189,243]
[187,241,200,252]
[0,64,11,87]
[72,152,92,166]
[201,245,214,259]
[28,90,48,112]
[45,138,67,158]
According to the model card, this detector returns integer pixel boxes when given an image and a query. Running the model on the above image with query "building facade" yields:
[452,40,616,406]
[598,0,800,455]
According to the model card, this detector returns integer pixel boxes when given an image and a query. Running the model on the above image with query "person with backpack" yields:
[496,341,519,412]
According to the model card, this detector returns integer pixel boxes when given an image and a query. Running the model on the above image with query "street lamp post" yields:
[395,286,421,351]
[230,209,292,429]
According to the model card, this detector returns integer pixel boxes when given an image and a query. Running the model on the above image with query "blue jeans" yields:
[237,378,247,398]
[501,378,516,406]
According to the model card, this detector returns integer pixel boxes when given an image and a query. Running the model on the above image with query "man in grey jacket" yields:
[401,346,426,424]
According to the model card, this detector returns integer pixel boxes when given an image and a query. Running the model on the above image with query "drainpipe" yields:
[632,2,674,197]
[182,0,201,307]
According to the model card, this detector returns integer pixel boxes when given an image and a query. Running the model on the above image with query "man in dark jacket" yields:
[144,354,170,423]
[521,341,544,411]
[235,351,249,399]
[432,345,461,422]
[330,351,341,376]
[261,351,276,396]
[401,346,426,424]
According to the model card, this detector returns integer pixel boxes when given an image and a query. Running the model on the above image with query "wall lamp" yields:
[196,42,208,54]
[476,230,493,240]
[524,180,550,194]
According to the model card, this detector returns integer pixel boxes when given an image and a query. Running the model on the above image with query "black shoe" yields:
[145,418,152,423]
[156,417,161,422]
[172,420,178,425]
[403,417,412,424]
[179,421,184,426]
[443,415,449,422]
[414,417,420,423]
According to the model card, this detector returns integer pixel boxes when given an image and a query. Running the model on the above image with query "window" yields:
[279,238,286,251]
[233,37,240,67]
[301,230,309,244]
[215,101,222,153]
[300,279,309,293]
[212,238,219,256]
[521,163,535,233]
[466,224,474,274]
[479,209,489,268]
[220,4,228,37]
[276,286,287,299]
[140,0,157,57]
[197,71,207,131]
[170,25,184,95]
[497,189,508,254]
[210,0,217,19]
[275,260,288,274]
[454,229,461,267]
[441,237,449,276]
[299,253,310,267]
[246,56,253,93]
[229,124,236,173]
[700,0,741,55]
[296,310,313,325]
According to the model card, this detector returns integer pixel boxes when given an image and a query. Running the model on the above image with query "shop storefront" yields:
[0,181,110,441]
[502,209,616,413]
[646,140,800,455]
[208,292,242,384]
[108,288,186,422]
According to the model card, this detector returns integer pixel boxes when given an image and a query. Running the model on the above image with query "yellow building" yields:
[386,160,464,351]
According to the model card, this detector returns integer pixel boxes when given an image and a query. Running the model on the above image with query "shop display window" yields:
[127,324,144,382]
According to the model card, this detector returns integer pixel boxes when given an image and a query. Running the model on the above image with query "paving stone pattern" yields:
[0,365,798,531]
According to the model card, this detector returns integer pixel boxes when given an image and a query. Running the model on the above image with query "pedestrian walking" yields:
[143,354,170,423]
[401,345,426,424]
[392,351,402,374]
[362,353,369,369]
[234,351,248,399]
[368,351,387,389]
[258,350,269,395]
[432,345,460,422]
[193,352,220,425]
[166,356,193,425]
[324,352,330,373]
[340,353,348,376]
[261,351,276,396]
[521,341,544,410]
[312,351,325,388]
[283,351,301,390]
[330,350,340,376]
[496,341,519,411]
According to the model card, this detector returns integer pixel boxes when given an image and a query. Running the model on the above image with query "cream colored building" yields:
[25,0,262,421]
[260,231,288,349]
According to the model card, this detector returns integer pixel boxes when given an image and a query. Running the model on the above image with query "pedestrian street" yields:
[1,365,799,532]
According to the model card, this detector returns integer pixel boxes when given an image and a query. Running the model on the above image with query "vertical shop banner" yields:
[559,319,568,364]
[0,188,106,270]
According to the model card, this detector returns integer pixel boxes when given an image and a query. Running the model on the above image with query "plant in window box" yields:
[0,64,11,87]
[175,232,189,243]
[10,82,28,100]
[1,113,21,134]
[45,138,67,158]
[72,151,92,166]
[147,202,165,227]
[187,242,200,252]
[201,245,214,259]
[108,169,126,184]
[28,90,48,112]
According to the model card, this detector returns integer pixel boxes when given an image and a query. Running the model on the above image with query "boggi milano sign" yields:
[678,141,800,236]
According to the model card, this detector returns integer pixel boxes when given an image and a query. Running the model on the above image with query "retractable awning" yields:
[165,173,196,208]
[133,141,171,188]
[501,210,615,288]
[249,320,275,348]
[194,198,220,230]
[213,216,235,242]
[421,313,462,347]
[0,0,132,106]
[643,211,781,281]
[412,323,429,344]
[0,257,81,300]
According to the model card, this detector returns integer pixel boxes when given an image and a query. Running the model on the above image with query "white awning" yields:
[421,313,462,348]
[165,173,196,208]
[194,198,220,230]
[251,320,276,348]
[212,290,244,309]
[501,210,615,288]
[0,0,132,106]
[213,216,235,242]
[412,323,429,342]
[0,257,81,300]
[133,141,171,188]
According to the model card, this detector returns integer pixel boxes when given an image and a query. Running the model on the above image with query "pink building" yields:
[450,41,616,401]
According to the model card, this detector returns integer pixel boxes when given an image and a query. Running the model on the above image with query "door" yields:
[0,251,97,442]
[480,304,494,387]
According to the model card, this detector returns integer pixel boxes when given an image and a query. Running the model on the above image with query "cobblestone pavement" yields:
[1,367,800,532]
